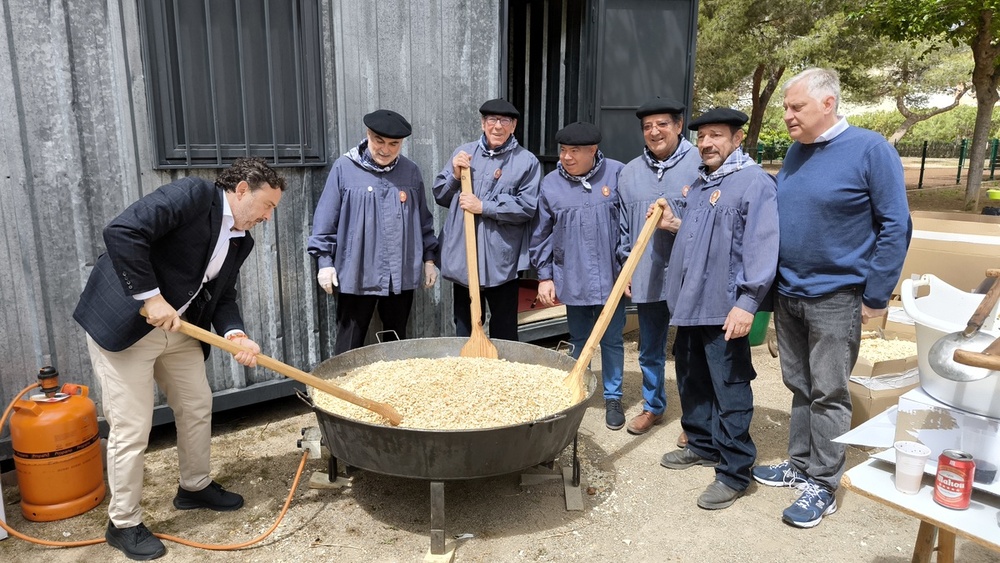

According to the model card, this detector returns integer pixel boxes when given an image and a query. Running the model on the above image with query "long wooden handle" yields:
[564,199,667,398]
[460,167,484,323]
[953,335,1000,371]
[954,349,1000,371]
[140,310,402,425]
[964,274,1000,336]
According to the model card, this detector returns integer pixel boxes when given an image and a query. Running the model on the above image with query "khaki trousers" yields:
[87,329,213,527]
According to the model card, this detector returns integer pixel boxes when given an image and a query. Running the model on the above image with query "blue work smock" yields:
[665,155,778,326]
[617,139,701,303]
[529,159,625,306]
[308,154,438,296]
[432,142,541,287]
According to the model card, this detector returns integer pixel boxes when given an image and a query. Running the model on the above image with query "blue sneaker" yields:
[782,482,837,528]
[752,460,809,488]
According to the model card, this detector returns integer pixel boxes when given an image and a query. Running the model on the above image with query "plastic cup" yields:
[893,440,931,494]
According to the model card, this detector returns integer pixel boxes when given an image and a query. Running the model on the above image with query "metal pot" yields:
[306,337,596,480]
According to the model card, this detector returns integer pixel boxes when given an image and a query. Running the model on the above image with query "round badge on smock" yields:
[399,191,407,203]
[709,189,721,206]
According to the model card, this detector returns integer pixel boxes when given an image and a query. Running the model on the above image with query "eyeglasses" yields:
[642,120,677,132]
[485,116,514,127]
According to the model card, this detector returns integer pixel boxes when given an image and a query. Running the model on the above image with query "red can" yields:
[933,450,976,510]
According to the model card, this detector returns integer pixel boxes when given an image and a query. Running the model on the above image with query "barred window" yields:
[138,0,326,168]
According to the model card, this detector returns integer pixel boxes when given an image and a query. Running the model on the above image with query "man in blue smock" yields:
[309,109,439,354]
[752,68,910,529]
[618,97,701,438]
[434,99,541,341]
[658,108,778,511]
[529,122,627,430]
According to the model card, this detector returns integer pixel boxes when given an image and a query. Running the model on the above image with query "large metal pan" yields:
[305,337,596,481]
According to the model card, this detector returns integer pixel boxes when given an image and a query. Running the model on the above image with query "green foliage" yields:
[848,111,904,138]
[851,1,1000,47]
[847,106,1000,143]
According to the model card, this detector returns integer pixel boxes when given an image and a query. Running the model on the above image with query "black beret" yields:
[636,96,686,119]
[688,108,749,131]
[363,109,412,139]
[554,121,602,146]
[478,98,520,119]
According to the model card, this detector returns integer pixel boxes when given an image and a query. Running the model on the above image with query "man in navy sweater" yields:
[751,68,911,528]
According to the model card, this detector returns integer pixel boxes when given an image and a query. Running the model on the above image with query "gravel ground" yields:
[2,328,998,563]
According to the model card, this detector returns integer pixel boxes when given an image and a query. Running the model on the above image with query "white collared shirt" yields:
[813,116,849,143]
[134,193,246,315]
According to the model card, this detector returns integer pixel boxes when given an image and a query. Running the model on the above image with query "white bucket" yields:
[900,274,1000,419]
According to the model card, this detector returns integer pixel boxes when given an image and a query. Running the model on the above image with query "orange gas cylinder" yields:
[10,366,106,521]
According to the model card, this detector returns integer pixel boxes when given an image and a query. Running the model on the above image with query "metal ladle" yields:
[927,269,1000,382]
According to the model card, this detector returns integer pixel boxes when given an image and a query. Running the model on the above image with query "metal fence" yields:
[752,138,1000,188]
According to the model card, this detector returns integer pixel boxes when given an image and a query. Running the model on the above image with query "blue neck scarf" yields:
[478,133,519,158]
[643,136,695,180]
[557,151,606,191]
[347,138,398,173]
[698,147,757,182]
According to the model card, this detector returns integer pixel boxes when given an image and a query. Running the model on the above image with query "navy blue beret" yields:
[688,108,749,130]
[363,109,412,139]
[636,96,686,119]
[479,98,520,119]
[554,122,602,146]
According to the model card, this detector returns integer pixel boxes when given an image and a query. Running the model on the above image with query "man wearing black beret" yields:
[529,122,628,430]
[433,99,541,341]
[617,96,702,439]
[657,107,778,511]
[308,109,439,353]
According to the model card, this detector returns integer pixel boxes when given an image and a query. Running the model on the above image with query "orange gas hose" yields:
[1,382,312,551]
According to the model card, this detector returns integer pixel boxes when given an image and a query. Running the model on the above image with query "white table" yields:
[843,458,1000,563]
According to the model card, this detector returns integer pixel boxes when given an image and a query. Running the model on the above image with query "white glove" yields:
[317,267,339,294]
[423,261,438,288]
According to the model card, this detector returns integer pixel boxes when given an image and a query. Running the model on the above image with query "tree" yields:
[694,1,883,157]
[876,42,974,143]
[853,1,1000,211]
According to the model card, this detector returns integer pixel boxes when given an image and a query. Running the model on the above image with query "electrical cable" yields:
[0,382,312,551]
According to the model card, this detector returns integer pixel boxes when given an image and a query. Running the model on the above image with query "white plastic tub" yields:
[900,274,1000,419]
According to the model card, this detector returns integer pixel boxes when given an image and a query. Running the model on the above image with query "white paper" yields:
[834,406,899,448]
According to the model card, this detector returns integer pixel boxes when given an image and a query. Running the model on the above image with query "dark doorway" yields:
[503,0,698,168]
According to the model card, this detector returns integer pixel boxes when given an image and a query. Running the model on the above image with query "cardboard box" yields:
[849,371,919,429]
[849,331,919,428]
[894,388,1000,490]
[893,210,1000,296]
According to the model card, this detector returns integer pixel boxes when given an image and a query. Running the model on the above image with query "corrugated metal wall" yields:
[0,0,501,457]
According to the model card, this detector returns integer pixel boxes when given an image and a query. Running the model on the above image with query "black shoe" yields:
[105,521,166,561]
[659,447,718,470]
[605,399,625,430]
[173,480,244,511]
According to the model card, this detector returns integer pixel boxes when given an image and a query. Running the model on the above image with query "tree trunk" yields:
[964,9,1000,212]
[746,64,784,159]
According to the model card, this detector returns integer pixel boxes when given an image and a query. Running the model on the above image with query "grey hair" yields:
[784,68,840,112]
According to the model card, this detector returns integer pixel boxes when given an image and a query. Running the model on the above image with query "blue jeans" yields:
[636,301,669,415]
[566,302,626,400]
[774,290,861,491]
[674,325,757,491]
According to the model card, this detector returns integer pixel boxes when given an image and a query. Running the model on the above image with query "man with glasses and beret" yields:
[656,108,778,511]
[617,96,701,437]
[309,109,439,354]
[434,99,541,341]
[529,122,626,430]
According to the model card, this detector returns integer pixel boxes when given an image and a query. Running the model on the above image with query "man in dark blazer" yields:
[74,157,285,560]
